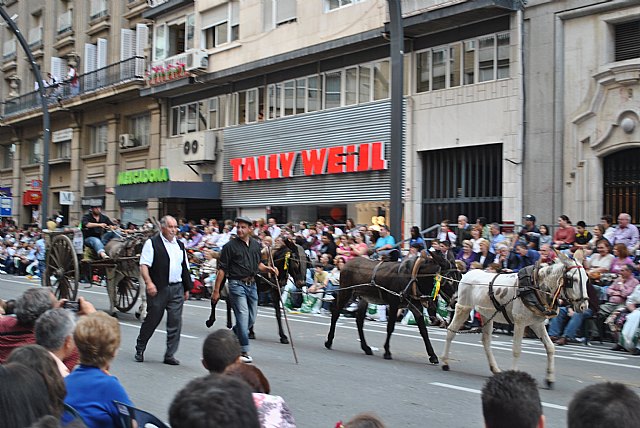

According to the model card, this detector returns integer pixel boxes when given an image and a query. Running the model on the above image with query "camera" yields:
[62,301,80,312]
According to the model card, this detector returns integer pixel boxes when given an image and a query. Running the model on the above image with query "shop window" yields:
[283,80,295,116]
[324,71,341,109]
[359,65,371,103]
[345,67,358,105]
[89,124,107,154]
[129,114,150,147]
[296,78,307,113]
[307,76,321,112]
[614,20,640,62]
[267,83,282,119]
[373,60,389,100]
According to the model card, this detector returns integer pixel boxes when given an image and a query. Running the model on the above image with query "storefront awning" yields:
[115,181,222,201]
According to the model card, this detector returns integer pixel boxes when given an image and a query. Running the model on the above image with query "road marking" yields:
[119,322,198,339]
[429,382,568,411]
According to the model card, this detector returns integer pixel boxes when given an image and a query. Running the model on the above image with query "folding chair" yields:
[113,400,170,428]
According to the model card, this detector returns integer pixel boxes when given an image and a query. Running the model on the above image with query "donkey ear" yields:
[556,250,572,267]
[573,248,585,264]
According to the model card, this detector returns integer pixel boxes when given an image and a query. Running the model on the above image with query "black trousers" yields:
[136,282,184,358]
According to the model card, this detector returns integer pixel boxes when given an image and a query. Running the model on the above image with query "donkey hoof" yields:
[383,352,392,360]
[442,364,450,371]
[205,318,215,328]
[324,341,332,350]
[429,355,439,365]
[545,380,554,390]
[280,337,290,344]
[249,332,256,340]
[364,347,373,356]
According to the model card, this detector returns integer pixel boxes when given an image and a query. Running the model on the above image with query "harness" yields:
[370,261,387,301]
[488,273,513,324]
[515,265,558,317]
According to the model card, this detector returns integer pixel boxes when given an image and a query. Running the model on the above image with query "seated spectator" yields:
[481,370,544,428]
[586,239,614,284]
[511,242,540,272]
[538,244,556,264]
[568,382,640,428]
[437,220,457,247]
[409,226,426,252]
[610,243,634,275]
[301,262,328,314]
[336,234,356,261]
[495,244,518,273]
[439,240,456,263]
[7,344,66,418]
[488,223,506,253]
[64,312,134,427]
[350,232,370,258]
[322,255,344,312]
[469,226,483,253]
[548,282,599,346]
[597,264,639,337]
[224,362,296,428]
[475,238,495,269]
[553,215,576,250]
[0,363,53,428]
[169,374,260,428]
[572,220,592,252]
[202,329,242,374]
[456,240,477,270]
[608,281,640,353]
[587,224,606,255]
[35,308,79,377]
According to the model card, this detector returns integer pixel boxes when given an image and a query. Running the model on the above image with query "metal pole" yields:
[0,5,51,229]
[387,0,404,242]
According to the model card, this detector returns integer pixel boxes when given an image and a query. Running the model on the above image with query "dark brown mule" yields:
[206,238,308,345]
[324,251,456,364]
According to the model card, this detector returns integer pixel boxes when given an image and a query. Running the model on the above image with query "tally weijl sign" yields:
[229,141,387,182]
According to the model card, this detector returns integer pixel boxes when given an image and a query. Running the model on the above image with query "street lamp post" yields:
[387,0,404,242]
[0,3,50,229]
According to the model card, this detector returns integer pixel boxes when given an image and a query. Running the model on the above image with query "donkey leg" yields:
[510,321,526,371]
[272,288,289,344]
[529,322,556,389]
[480,318,500,374]
[383,303,399,360]
[409,304,438,364]
[442,304,472,371]
[324,303,341,350]
[355,300,373,355]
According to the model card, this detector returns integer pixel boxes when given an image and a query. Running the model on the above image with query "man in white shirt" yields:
[267,217,281,239]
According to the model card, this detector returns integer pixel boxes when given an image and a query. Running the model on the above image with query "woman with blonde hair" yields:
[64,312,133,427]
[475,238,495,269]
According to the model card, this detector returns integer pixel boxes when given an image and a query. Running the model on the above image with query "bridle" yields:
[561,261,588,309]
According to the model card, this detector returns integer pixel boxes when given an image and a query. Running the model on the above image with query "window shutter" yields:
[615,20,640,62]
[97,38,108,69]
[201,5,229,29]
[276,0,296,25]
[136,24,149,57]
[263,0,274,31]
[120,28,135,61]
[84,43,97,73]
[230,1,239,27]
[51,56,67,82]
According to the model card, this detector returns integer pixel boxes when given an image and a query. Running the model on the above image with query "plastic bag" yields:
[621,309,640,351]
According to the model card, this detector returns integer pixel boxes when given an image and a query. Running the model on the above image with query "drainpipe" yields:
[517,6,525,221]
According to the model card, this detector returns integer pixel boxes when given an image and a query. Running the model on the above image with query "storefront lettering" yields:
[117,168,170,185]
[230,142,387,182]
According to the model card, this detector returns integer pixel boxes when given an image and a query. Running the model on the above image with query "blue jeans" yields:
[548,306,593,339]
[84,236,105,255]
[228,279,258,353]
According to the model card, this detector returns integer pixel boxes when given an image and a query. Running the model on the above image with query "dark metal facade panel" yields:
[115,181,221,201]
[222,101,398,207]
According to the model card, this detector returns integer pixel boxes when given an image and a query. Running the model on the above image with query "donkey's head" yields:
[557,250,589,313]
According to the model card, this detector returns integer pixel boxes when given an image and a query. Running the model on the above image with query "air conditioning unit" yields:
[183,131,216,164]
[186,50,209,72]
[119,134,136,149]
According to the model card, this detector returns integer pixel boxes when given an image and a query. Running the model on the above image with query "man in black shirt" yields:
[212,216,277,363]
[80,205,114,259]
[518,214,540,251]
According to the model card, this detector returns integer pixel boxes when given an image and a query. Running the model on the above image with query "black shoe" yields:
[163,356,180,365]
[134,350,144,362]
[610,344,625,352]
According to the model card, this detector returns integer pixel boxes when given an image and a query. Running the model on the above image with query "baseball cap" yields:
[523,214,536,222]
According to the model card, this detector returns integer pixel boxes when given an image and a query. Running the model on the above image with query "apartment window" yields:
[202,2,239,49]
[497,32,510,79]
[478,35,495,82]
[359,65,371,103]
[283,81,295,116]
[89,0,108,21]
[296,78,307,113]
[324,71,341,109]
[55,141,71,159]
[267,83,281,119]
[129,114,150,147]
[463,40,475,84]
[90,124,108,154]
[208,97,220,129]
[432,48,446,90]
[26,138,42,165]
[172,101,207,135]
[345,67,357,105]
[325,0,364,12]
[154,14,195,60]
[264,0,297,30]
[614,20,640,62]
[0,145,12,169]
[450,43,462,88]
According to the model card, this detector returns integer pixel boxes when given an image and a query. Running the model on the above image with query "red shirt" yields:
[553,226,576,244]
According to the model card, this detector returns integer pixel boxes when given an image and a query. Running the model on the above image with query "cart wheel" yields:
[45,235,79,300]
[115,276,141,313]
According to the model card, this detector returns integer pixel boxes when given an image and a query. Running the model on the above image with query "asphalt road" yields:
[2,275,640,428]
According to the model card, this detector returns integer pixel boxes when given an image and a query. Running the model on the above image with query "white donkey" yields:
[441,250,589,388]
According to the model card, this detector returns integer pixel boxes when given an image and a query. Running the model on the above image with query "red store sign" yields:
[229,141,387,182]
[23,190,42,206]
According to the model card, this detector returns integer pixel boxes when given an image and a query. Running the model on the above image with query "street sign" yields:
[31,179,42,189]
[0,197,12,217]
[60,191,75,206]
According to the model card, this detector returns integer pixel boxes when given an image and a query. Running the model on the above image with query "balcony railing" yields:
[147,0,169,7]
[2,56,145,118]
[57,11,72,35]
[3,39,16,60]
[28,27,43,49]
[90,0,108,21]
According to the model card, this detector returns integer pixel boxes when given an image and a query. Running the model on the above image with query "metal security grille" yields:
[604,148,640,223]
[421,144,502,227]
[222,100,398,207]
[615,20,640,62]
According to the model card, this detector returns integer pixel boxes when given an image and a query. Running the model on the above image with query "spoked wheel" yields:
[115,276,141,313]
[45,235,79,300]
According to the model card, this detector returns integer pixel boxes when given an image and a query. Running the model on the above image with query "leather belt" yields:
[229,276,255,284]
[169,281,182,286]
